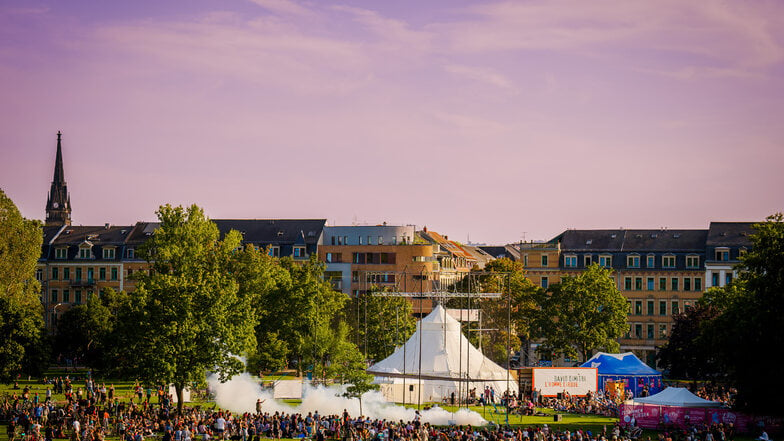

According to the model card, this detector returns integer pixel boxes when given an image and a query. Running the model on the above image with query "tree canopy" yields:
[699,214,784,414]
[0,189,46,381]
[533,263,628,362]
[347,291,416,363]
[112,204,257,413]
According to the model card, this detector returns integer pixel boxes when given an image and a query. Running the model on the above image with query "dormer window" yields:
[293,246,306,258]
[662,255,676,268]
[268,246,280,258]
[627,254,640,268]
[103,247,116,259]
[127,248,135,259]
[55,248,67,259]
[715,248,730,261]
[685,255,700,268]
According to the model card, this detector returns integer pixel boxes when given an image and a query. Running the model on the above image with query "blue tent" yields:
[580,352,663,397]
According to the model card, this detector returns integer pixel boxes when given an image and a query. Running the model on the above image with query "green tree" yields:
[0,189,46,381]
[453,258,541,364]
[533,263,628,362]
[341,348,379,417]
[55,288,129,371]
[112,204,257,413]
[701,214,784,414]
[347,292,416,363]
[656,298,723,382]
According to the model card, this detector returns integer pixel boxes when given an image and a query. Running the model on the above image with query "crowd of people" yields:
[0,375,745,441]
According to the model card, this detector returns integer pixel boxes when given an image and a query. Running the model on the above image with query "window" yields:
[662,255,675,268]
[352,271,359,283]
[671,277,679,291]
[659,277,667,291]
[127,248,134,259]
[684,277,691,291]
[684,300,693,310]
[726,273,733,285]
[55,248,67,259]
[627,255,640,268]
[359,236,363,245]
[624,277,632,290]
[647,255,655,268]
[564,255,577,267]
[694,277,702,291]
[635,324,643,339]
[87,268,94,281]
[353,253,365,264]
[659,300,667,316]
[647,277,654,291]
[634,300,643,315]
[368,236,375,245]
[63,289,70,303]
[584,255,592,266]
[36,268,43,281]
[103,248,115,259]
[647,300,654,316]
[712,272,719,287]
[659,324,667,339]
[111,268,118,281]
[599,255,612,268]
[75,290,82,304]
[647,324,655,339]
[326,252,334,263]
[715,248,729,261]
[331,236,336,245]
[64,267,70,280]
[627,300,632,315]
[268,246,280,258]
[75,268,82,281]
[343,236,348,245]
[635,277,643,291]
[541,277,549,289]
[541,255,548,267]
[523,255,529,266]
[52,267,59,280]
[51,289,58,303]
[686,255,699,268]
[79,248,91,259]
[293,246,306,258]
[392,236,397,245]
[99,267,106,280]
[378,236,383,245]
[671,300,680,315]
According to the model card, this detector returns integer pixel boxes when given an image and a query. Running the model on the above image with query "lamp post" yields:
[51,303,65,334]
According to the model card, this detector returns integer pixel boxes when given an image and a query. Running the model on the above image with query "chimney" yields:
[105,223,111,229]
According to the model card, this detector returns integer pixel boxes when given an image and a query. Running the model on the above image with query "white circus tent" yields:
[367,304,517,403]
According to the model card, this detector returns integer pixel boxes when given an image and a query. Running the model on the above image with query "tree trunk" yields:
[176,383,184,415]
[358,397,363,417]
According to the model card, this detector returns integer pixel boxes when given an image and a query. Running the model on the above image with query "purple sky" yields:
[1,0,782,244]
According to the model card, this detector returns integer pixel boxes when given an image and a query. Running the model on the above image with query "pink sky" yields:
[1,0,782,244]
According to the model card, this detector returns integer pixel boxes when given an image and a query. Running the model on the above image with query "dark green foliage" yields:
[533,263,628,362]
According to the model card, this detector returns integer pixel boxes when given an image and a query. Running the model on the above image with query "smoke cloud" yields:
[207,373,488,426]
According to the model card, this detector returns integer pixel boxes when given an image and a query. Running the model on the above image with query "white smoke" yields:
[207,373,487,426]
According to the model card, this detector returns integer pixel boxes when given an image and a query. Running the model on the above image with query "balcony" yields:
[71,279,96,287]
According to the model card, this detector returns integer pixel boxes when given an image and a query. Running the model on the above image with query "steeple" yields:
[45,131,72,226]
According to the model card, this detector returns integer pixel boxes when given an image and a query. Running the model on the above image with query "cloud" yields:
[443,64,518,92]
[248,0,313,17]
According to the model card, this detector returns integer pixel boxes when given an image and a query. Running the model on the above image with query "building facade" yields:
[318,225,437,315]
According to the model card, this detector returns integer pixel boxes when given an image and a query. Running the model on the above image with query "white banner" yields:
[532,368,597,397]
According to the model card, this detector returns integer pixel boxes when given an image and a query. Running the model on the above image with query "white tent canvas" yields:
[630,387,724,408]
[368,304,518,403]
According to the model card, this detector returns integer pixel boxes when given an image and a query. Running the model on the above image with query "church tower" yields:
[45,131,72,226]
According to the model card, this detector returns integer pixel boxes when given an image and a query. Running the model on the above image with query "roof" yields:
[558,229,707,252]
[479,245,521,260]
[50,224,134,245]
[213,219,326,245]
[631,387,723,408]
[706,222,755,247]
[420,230,476,260]
[581,352,661,376]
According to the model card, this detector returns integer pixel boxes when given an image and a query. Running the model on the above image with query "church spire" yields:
[45,131,72,226]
